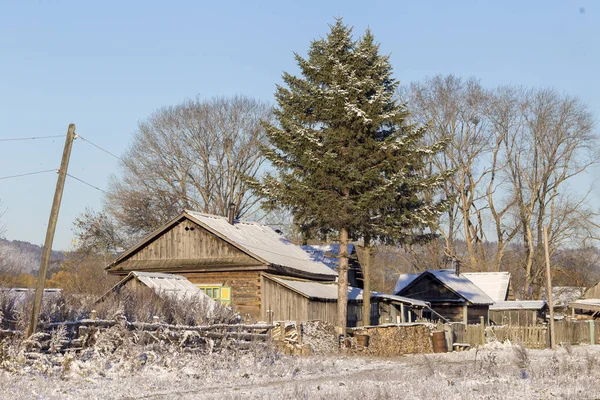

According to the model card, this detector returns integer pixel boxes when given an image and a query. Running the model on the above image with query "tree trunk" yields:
[362,234,371,327]
[337,227,349,336]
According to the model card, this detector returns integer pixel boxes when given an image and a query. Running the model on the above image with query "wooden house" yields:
[301,244,364,288]
[394,269,496,324]
[106,210,350,323]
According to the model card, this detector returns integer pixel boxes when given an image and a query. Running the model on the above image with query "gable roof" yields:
[394,273,420,294]
[107,210,336,279]
[396,269,495,305]
[461,272,511,303]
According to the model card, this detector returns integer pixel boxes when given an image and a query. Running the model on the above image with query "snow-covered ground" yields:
[2,342,600,399]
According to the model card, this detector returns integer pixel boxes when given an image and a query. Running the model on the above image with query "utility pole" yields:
[543,225,556,350]
[26,124,76,337]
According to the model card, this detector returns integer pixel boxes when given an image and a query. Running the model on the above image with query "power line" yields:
[77,135,123,162]
[0,135,63,142]
[0,169,56,181]
[66,173,108,194]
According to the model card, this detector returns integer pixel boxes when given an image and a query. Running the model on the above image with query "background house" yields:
[394,269,495,323]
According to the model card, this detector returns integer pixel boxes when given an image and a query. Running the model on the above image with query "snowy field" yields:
[2,341,600,399]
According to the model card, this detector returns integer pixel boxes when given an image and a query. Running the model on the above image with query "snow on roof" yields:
[371,293,429,308]
[570,298,600,310]
[266,275,362,300]
[301,244,356,271]
[489,300,547,310]
[131,271,208,300]
[461,272,511,303]
[428,270,495,305]
[187,211,336,278]
[104,271,214,304]
[394,273,419,294]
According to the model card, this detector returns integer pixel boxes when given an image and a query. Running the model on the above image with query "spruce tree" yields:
[251,19,448,333]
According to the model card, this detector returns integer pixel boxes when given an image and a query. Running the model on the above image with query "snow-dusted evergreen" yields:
[250,19,449,331]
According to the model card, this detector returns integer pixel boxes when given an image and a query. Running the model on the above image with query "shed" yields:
[488,300,548,326]
[395,269,494,324]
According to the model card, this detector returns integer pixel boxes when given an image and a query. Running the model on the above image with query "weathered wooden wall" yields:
[114,219,260,272]
[489,310,541,326]
[308,301,337,326]
[261,276,309,322]
[186,271,262,319]
[430,304,466,323]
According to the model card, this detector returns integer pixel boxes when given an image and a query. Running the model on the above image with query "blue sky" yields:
[0,0,598,250]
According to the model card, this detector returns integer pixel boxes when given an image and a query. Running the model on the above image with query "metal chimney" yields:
[227,202,236,225]
[453,257,460,276]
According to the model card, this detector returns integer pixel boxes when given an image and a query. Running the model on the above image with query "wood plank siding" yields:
[261,275,309,322]
[110,219,262,273]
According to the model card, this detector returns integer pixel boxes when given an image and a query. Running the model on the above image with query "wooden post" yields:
[90,310,97,320]
[26,124,76,337]
[362,235,371,327]
[400,303,405,323]
[590,320,595,345]
[543,225,556,350]
[479,316,485,345]
[463,305,468,324]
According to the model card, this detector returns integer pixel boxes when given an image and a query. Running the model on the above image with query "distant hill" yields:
[0,239,64,274]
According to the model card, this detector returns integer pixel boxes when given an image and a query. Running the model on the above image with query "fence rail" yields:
[445,319,599,349]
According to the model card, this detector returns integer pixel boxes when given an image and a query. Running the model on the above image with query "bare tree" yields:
[497,88,598,297]
[408,75,492,269]
[101,95,272,240]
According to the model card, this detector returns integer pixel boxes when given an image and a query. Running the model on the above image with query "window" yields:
[197,285,231,306]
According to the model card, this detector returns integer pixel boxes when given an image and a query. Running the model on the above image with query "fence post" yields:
[590,320,595,345]
[479,316,485,345]
[90,310,97,320]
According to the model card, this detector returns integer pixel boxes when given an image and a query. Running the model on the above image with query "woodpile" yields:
[353,324,433,356]
[272,321,312,356]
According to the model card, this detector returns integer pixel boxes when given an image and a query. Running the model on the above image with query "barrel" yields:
[355,334,370,347]
[432,331,447,353]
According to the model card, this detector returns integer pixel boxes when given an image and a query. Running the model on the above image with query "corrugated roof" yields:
[461,272,511,303]
[301,244,356,271]
[490,300,547,310]
[131,271,207,300]
[266,275,362,300]
[394,273,419,294]
[102,271,214,303]
[186,211,336,278]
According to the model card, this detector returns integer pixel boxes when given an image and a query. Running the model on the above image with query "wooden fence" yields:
[444,319,600,349]
[0,318,274,353]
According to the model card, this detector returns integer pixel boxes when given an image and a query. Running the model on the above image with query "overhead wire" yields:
[0,169,56,181]
[77,135,123,162]
[66,173,108,194]
[0,135,64,142]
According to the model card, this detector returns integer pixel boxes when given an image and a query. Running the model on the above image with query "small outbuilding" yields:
[488,300,548,326]
[569,280,600,318]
